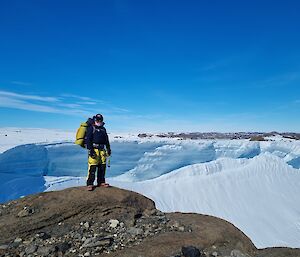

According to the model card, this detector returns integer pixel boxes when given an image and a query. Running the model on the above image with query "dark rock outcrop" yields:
[0,186,299,257]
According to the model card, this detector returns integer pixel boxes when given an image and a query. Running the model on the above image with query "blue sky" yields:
[0,0,300,132]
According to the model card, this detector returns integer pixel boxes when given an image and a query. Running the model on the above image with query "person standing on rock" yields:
[86,114,111,191]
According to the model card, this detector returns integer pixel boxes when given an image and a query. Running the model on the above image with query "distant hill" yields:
[138,132,300,140]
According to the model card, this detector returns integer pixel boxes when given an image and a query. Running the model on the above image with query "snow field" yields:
[1,128,300,248]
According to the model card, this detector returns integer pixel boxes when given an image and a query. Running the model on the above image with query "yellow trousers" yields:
[88,149,107,166]
[87,149,107,186]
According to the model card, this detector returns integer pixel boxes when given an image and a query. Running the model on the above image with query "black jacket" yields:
[86,122,110,152]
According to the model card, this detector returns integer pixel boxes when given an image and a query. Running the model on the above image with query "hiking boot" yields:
[87,185,94,191]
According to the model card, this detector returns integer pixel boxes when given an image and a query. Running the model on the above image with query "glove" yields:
[107,148,111,156]
[89,149,96,158]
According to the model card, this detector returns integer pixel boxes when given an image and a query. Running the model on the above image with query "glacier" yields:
[0,128,300,248]
[111,154,300,248]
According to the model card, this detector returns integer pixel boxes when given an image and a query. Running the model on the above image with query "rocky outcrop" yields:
[0,186,299,257]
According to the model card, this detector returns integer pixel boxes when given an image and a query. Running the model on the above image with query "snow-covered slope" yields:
[1,128,300,249]
[0,127,74,153]
[110,154,300,248]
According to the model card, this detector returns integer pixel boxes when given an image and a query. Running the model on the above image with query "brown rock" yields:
[0,186,299,257]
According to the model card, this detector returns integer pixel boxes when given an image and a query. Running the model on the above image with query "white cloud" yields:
[57,103,82,109]
[0,96,90,116]
[60,93,106,104]
[253,71,300,88]
[79,101,98,105]
[10,81,32,86]
[0,90,59,102]
[0,90,131,118]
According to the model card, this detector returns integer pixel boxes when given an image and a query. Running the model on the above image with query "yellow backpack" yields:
[75,118,94,148]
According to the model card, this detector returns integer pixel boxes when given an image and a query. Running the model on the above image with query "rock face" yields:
[0,186,299,257]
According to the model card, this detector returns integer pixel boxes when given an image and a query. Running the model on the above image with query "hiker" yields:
[86,114,111,191]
